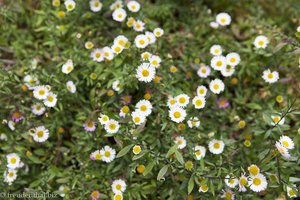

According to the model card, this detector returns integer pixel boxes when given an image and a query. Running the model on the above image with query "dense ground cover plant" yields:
[0,0,300,199]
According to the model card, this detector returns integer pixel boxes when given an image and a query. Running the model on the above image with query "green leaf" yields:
[143,160,156,176]
[175,150,184,165]
[132,150,148,160]
[246,103,262,110]
[188,175,194,194]
[166,144,178,158]
[289,177,300,182]
[157,165,169,181]
[116,144,134,158]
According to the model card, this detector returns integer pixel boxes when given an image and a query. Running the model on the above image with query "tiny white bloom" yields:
[133,20,145,32]
[226,52,240,66]
[225,175,239,188]
[31,126,49,142]
[112,179,127,194]
[175,94,190,108]
[196,85,208,96]
[210,45,222,56]
[112,80,121,92]
[65,0,76,12]
[141,52,152,61]
[127,1,140,12]
[194,145,206,160]
[6,153,21,169]
[287,185,297,198]
[90,0,102,12]
[112,8,127,22]
[131,111,146,125]
[33,85,49,100]
[31,103,46,116]
[174,136,186,149]
[91,48,104,62]
[254,35,269,49]
[100,146,116,163]
[275,141,290,158]
[209,21,219,29]
[208,139,225,154]
[44,92,57,107]
[262,69,279,83]
[103,46,114,60]
[271,115,284,126]
[211,55,227,71]
[145,31,156,44]
[169,106,186,123]
[104,119,120,134]
[135,34,149,48]
[279,135,294,150]
[114,35,128,47]
[249,173,268,192]
[221,65,235,77]
[66,81,76,93]
[216,12,231,26]
[98,114,110,125]
[135,99,153,117]
[192,96,206,109]
[197,65,211,78]
[149,55,161,68]
[187,117,200,128]
[209,79,225,94]
[136,63,155,82]
[4,168,17,184]
[62,59,74,74]
[153,28,164,37]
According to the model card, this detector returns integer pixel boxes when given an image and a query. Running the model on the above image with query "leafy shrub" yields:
[0,0,300,199]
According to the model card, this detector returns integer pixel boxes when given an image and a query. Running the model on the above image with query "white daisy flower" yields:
[167,96,177,108]
[104,119,120,134]
[133,20,145,32]
[216,12,231,26]
[149,55,161,68]
[135,99,152,116]
[238,174,248,192]
[210,45,222,56]
[111,44,124,54]
[145,31,157,44]
[85,41,94,49]
[271,115,284,126]
[221,190,235,200]
[135,34,149,48]
[31,126,49,142]
[209,79,225,94]
[90,150,102,161]
[103,46,114,60]
[132,145,141,155]
[254,35,269,49]
[174,136,186,149]
[192,96,206,109]
[197,65,211,78]
[275,141,290,158]
[112,80,121,92]
[194,145,206,160]
[175,94,190,108]
[90,0,102,12]
[31,103,46,116]
[98,114,109,125]
[8,121,15,131]
[221,65,235,77]
[249,173,268,192]
[287,185,297,198]
[64,0,76,12]
[112,8,127,22]
[114,35,128,47]
[24,74,38,85]
[262,69,279,83]
[44,92,57,107]
[187,117,200,128]
[127,1,140,12]
[4,168,17,184]
[136,63,155,82]
[225,175,239,188]
[208,139,225,154]
[131,111,146,125]
[33,85,49,100]
[112,179,126,194]
[153,28,164,37]
[58,185,70,197]
[211,55,227,71]
[62,59,74,74]
[66,81,76,93]
[100,146,116,163]
[279,135,294,150]
[114,193,123,200]
[141,52,152,61]
[226,52,240,66]
[6,153,21,169]
[91,48,104,62]
[198,184,209,193]
[196,85,208,96]
[248,164,260,176]
[209,21,219,29]
[110,0,123,10]
[169,106,186,123]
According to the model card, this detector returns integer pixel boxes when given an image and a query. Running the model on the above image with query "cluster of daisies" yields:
[111,179,127,200]
[90,145,116,163]
[210,12,231,29]
[275,135,295,158]
[136,53,162,83]
[4,153,24,184]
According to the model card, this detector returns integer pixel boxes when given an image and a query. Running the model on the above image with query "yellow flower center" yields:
[214,49,219,53]
[116,184,122,190]
[140,105,147,111]
[87,121,94,127]
[249,166,259,176]
[95,52,101,58]
[117,14,123,19]
[91,191,99,198]
[104,151,111,157]
[240,177,247,186]
[273,117,280,123]
[133,146,141,154]
[121,106,129,113]
[258,40,264,46]
[109,123,116,130]
[220,18,226,23]
[213,84,219,90]
[139,40,145,45]
[288,189,295,196]
[169,99,176,105]
[253,178,261,186]
[114,46,121,53]
[201,184,208,192]
[268,73,274,79]
[179,97,186,104]
[230,57,236,63]
[229,178,235,184]
[8,172,14,177]
[282,140,289,148]
[202,68,206,73]
[94,2,99,7]
[95,153,101,160]
[114,194,122,200]
[173,111,181,119]
[10,158,17,164]
[67,4,73,10]
[152,60,158,65]
[225,192,232,200]
[195,99,203,107]
[195,150,201,156]
[47,95,54,102]
[142,69,149,77]
[67,66,73,72]
[216,61,222,67]
[39,89,45,95]
[37,131,44,138]
[213,142,220,149]
[134,117,140,123]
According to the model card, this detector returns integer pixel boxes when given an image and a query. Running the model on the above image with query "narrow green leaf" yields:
[116,144,134,158]
[175,150,184,165]
[157,165,169,181]
[188,175,194,194]
[143,160,155,176]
